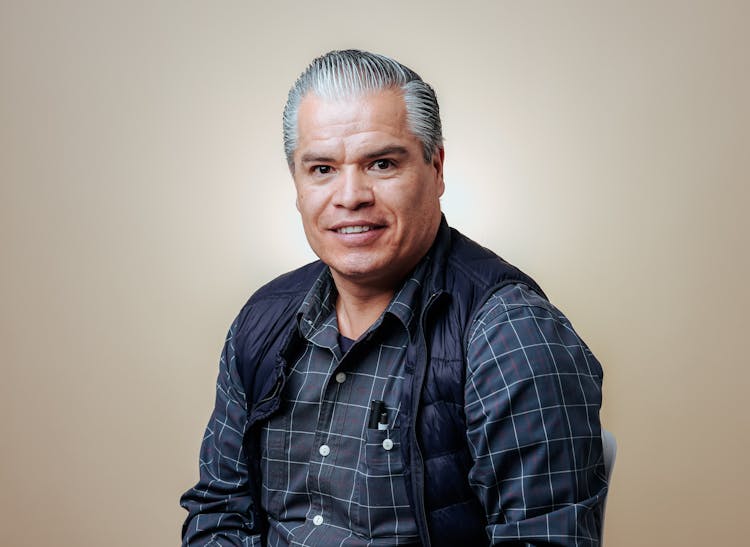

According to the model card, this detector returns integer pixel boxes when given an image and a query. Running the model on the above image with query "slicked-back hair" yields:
[283,49,443,169]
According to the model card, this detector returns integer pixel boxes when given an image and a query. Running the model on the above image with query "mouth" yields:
[330,221,386,235]
[336,225,375,234]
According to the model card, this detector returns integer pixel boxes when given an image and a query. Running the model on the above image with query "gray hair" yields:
[283,49,443,168]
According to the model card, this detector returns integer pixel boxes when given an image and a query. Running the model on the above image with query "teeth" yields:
[337,225,372,234]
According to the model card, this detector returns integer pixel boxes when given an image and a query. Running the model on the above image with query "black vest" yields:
[233,219,545,546]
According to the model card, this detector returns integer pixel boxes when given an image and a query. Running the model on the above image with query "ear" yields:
[433,147,445,197]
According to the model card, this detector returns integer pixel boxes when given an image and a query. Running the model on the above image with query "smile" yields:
[336,226,374,234]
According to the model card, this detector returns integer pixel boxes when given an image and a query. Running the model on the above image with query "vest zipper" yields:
[412,290,443,547]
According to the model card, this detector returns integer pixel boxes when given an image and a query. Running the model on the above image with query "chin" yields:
[329,257,390,281]
[332,262,381,279]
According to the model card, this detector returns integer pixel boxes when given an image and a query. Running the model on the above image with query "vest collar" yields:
[421,214,453,298]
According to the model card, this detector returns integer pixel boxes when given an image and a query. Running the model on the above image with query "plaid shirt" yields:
[465,285,604,544]
[262,265,426,546]
[182,261,605,546]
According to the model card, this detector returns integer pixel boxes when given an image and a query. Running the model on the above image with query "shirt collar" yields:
[297,268,337,344]
[296,254,431,343]
[382,255,430,334]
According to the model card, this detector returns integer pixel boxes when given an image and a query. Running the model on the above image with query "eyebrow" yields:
[299,145,410,165]
[300,153,336,164]
[362,146,409,160]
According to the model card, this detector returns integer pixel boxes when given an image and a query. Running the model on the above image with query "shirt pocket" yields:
[353,427,418,539]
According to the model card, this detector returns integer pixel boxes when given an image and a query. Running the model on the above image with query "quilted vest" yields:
[233,218,545,546]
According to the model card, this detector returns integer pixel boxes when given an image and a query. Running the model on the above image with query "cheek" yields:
[295,190,315,215]
[402,182,438,212]
[296,194,331,233]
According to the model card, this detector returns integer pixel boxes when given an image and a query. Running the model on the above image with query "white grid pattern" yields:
[262,269,424,547]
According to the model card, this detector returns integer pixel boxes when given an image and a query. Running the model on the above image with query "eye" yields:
[372,159,393,170]
[312,165,332,175]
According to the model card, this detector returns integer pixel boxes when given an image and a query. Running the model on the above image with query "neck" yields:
[332,275,395,340]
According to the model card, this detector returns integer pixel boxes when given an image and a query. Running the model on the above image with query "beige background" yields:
[2,1,748,545]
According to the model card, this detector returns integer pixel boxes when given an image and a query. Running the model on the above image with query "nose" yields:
[333,168,374,210]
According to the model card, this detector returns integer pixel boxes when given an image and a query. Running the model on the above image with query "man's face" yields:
[292,89,445,291]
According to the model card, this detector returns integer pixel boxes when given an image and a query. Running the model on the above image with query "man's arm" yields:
[464,284,608,546]
[180,319,262,546]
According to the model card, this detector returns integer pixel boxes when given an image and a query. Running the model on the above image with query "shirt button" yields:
[335,372,347,383]
[312,514,324,526]
[319,444,330,457]
[382,438,394,451]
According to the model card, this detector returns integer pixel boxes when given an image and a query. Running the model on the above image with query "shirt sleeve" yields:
[180,318,263,546]
[464,284,608,546]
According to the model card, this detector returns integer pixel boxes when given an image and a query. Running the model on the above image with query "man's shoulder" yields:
[442,226,547,300]
[445,228,510,286]
[248,260,326,303]
[233,260,325,331]
[475,282,558,320]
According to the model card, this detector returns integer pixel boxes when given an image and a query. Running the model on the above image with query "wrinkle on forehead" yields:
[294,90,419,166]
[297,90,408,137]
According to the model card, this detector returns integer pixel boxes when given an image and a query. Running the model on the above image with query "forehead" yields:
[295,89,416,154]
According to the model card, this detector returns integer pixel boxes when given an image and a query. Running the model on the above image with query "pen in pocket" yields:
[368,400,387,429]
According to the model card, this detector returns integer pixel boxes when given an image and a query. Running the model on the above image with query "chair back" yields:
[600,429,617,545]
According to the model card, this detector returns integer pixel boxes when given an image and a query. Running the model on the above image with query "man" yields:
[181,50,607,546]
